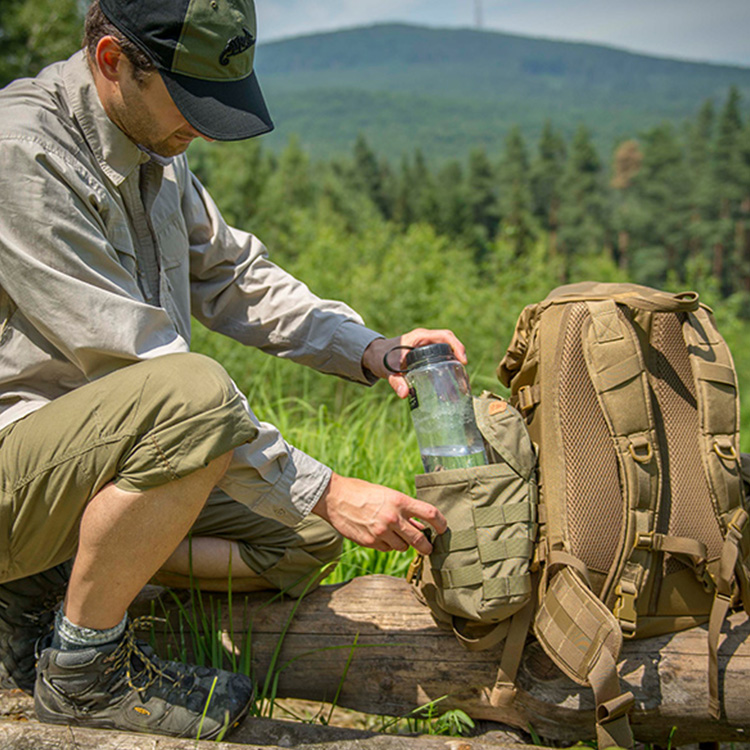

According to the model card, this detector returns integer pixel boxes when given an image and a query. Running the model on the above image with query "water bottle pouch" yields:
[411,394,538,629]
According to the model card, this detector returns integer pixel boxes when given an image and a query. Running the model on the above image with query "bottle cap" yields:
[405,344,456,371]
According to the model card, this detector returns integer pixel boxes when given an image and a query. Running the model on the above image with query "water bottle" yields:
[389,344,487,472]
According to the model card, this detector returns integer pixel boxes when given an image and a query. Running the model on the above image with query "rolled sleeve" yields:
[217,422,332,526]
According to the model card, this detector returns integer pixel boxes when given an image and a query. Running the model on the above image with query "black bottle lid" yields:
[405,344,456,371]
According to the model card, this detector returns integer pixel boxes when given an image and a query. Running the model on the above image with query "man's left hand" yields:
[362,328,467,398]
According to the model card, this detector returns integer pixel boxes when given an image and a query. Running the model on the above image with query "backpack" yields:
[409,282,750,749]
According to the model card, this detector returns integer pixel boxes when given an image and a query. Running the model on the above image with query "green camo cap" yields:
[99,0,273,140]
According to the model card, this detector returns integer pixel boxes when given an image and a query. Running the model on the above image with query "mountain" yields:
[253,23,750,162]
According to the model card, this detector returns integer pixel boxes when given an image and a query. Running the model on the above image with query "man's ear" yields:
[95,36,125,82]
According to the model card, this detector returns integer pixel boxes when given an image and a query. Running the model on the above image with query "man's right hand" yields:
[311,473,447,556]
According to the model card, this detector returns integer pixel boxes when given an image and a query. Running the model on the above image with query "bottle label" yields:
[408,387,419,411]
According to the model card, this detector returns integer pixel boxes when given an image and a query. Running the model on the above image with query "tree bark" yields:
[128,574,750,747]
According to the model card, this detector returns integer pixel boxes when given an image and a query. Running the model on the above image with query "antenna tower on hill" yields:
[475,0,484,29]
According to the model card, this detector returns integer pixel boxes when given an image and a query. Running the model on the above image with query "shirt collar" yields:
[139,146,174,168]
[62,50,150,186]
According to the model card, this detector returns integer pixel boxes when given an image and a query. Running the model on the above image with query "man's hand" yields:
[312,473,447,555]
[362,328,467,398]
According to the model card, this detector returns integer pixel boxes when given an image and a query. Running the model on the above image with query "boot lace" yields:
[105,616,186,697]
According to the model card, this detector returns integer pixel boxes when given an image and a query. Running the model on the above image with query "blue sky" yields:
[257,0,750,67]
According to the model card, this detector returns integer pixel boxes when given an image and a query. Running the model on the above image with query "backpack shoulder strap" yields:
[582,299,660,633]
[683,307,742,526]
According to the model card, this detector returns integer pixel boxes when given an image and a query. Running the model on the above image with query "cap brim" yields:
[161,69,274,142]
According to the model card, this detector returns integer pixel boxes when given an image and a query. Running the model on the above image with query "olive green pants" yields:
[0,353,341,594]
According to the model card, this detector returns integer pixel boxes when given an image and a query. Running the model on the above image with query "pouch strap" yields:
[433,564,532,600]
[489,598,536,707]
[453,618,511,652]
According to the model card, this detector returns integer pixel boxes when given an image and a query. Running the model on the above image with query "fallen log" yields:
[0,689,534,750]
[134,574,750,747]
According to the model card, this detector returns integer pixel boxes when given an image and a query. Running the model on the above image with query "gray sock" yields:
[53,609,128,651]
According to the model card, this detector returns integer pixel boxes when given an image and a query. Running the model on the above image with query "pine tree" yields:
[434,160,469,239]
[610,139,644,272]
[498,127,535,258]
[465,147,501,253]
[558,125,607,279]
[410,149,441,228]
[392,156,415,228]
[629,125,690,286]
[685,99,716,265]
[737,120,750,297]
[712,87,744,293]
[351,134,391,219]
[530,121,566,257]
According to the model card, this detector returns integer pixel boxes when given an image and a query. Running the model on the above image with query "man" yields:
[0,0,460,740]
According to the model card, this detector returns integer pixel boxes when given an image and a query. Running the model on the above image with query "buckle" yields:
[728,508,749,536]
[614,584,638,636]
[634,532,654,550]
[517,385,535,413]
[697,564,715,593]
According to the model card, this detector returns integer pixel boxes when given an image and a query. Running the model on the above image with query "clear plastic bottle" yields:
[402,344,487,472]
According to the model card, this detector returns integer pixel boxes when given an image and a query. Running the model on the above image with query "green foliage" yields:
[0,0,83,86]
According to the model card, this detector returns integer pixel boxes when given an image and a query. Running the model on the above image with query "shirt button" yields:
[275,509,286,518]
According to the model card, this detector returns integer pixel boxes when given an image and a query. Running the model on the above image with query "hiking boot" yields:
[0,561,72,694]
[34,617,254,739]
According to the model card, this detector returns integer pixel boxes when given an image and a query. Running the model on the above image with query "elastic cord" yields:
[382,345,414,375]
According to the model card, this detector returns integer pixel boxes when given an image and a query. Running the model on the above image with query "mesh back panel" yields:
[650,313,723,574]
[559,304,622,577]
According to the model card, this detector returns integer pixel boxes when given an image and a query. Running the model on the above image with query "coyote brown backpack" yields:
[410,282,750,749]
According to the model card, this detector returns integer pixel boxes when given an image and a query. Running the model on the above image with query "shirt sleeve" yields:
[183,169,383,385]
[0,136,188,379]
[218,391,333,525]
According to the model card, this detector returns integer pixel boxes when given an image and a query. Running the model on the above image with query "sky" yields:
[257,0,750,68]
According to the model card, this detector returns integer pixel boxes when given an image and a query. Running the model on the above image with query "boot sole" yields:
[35,688,255,740]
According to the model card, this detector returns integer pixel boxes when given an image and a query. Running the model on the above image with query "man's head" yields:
[84,0,273,156]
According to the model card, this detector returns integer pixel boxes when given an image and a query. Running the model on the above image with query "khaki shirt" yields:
[0,51,382,523]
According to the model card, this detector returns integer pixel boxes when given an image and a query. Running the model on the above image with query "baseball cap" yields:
[99,0,274,141]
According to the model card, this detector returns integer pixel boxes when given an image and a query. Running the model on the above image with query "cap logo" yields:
[219,27,255,66]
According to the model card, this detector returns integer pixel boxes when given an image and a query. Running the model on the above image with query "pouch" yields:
[409,393,538,647]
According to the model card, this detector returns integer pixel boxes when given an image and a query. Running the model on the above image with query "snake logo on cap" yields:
[220,27,256,66]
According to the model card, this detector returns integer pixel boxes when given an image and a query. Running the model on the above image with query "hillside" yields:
[254,23,750,161]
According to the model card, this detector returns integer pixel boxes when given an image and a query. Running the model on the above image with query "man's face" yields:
[109,59,209,157]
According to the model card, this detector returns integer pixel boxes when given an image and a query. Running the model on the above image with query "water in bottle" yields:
[399,344,487,472]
